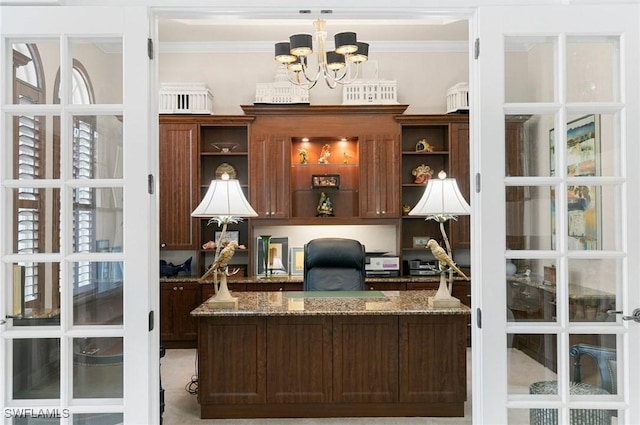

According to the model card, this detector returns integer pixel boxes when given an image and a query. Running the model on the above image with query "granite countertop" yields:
[162,275,470,284]
[191,290,471,317]
[507,275,614,300]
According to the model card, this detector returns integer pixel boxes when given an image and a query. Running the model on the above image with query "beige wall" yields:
[158,50,469,115]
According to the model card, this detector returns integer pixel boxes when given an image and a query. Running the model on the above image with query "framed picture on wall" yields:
[549,114,601,250]
[290,247,304,275]
[256,237,289,275]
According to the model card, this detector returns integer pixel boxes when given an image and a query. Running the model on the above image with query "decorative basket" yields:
[159,83,214,114]
[446,82,469,113]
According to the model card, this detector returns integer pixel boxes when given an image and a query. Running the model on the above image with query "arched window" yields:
[13,43,45,305]
[54,61,97,289]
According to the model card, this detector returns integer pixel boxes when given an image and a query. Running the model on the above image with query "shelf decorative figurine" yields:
[316,192,334,217]
[318,143,331,164]
[412,164,433,184]
[191,172,258,309]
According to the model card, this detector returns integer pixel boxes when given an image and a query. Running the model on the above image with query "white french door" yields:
[473,4,640,424]
[0,6,158,424]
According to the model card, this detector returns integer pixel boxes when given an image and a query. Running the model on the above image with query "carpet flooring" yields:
[160,348,474,425]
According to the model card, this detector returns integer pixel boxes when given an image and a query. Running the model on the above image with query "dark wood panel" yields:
[399,315,467,404]
[448,122,470,250]
[333,316,398,403]
[198,316,266,405]
[158,123,199,249]
[266,316,332,403]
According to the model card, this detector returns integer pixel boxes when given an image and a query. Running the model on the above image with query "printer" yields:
[365,254,400,277]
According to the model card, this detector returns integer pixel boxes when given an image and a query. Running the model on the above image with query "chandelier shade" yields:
[273,19,369,89]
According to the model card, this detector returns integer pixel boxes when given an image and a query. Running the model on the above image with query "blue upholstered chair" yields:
[303,238,365,291]
[570,343,617,394]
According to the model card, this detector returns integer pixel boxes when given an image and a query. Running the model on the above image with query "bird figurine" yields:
[201,240,239,281]
[426,239,469,280]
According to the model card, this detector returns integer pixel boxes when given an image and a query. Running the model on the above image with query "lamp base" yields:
[205,273,238,310]
[428,296,461,308]
[207,297,239,310]
[428,271,461,308]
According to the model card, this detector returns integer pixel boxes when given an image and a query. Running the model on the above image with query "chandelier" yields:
[274,19,369,89]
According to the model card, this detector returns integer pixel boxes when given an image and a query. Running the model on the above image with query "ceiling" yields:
[157,11,469,50]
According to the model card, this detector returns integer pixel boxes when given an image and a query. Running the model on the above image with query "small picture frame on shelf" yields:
[311,174,340,189]
[290,247,304,275]
[412,236,430,248]
[215,230,239,245]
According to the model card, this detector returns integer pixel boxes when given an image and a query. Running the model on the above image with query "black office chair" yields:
[303,238,366,291]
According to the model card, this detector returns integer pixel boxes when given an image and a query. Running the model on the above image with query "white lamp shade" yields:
[191,178,258,218]
[408,177,470,217]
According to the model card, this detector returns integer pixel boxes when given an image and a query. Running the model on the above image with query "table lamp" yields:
[408,170,470,308]
[191,172,257,309]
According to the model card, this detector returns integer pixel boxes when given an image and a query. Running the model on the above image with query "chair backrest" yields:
[303,238,365,291]
[570,343,617,394]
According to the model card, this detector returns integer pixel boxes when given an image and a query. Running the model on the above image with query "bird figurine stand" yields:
[200,223,239,310]
[426,237,469,308]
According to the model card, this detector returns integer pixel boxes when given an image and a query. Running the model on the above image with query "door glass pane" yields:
[505,36,555,103]
[506,186,554,250]
[506,114,555,178]
[72,187,123,253]
[564,184,618,251]
[507,258,557,323]
[73,261,123,326]
[11,187,61,254]
[13,338,60,399]
[567,36,619,103]
[72,115,123,180]
[11,262,61,325]
[73,337,123,398]
[12,41,59,105]
[508,333,557,393]
[569,334,617,395]
[565,113,619,178]
[73,413,123,424]
[70,38,122,104]
[567,259,618,323]
[11,114,61,180]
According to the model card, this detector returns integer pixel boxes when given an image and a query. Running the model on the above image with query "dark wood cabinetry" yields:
[197,308,467,419]
[160,280,201,348]
[159,123,199,250]
[250,134,290,218]
[160,115,254,276]
[396,115,470,271]
[359,134,400,218]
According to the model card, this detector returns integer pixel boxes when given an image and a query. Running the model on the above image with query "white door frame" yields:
[472,4,640,424]
[0,6,158,424]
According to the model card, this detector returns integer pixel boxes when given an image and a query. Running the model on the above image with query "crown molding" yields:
[159,40,468,54]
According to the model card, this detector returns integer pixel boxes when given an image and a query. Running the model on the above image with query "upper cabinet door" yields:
[159,122,199,249]
[359,134,400,219]
[250,135,290,219]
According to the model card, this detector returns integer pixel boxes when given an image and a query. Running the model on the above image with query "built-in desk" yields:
[191,290,470,419]
[507,275,615,370]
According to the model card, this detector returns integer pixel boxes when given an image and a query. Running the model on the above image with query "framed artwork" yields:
[312,174,340,188]
[550,114,601,250]
[290,247,304,275]
[412,236,430,248]
[215,230,239,245]
[256,237,289,275]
